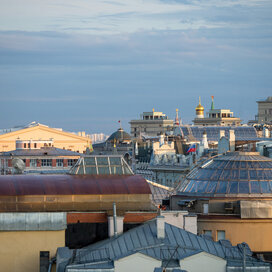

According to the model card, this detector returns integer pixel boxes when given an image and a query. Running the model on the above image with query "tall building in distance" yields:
[257,96,272,124]
[193,96,242,126]
[130,109,173,138]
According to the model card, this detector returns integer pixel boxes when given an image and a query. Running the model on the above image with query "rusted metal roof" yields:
[0,174,151,196]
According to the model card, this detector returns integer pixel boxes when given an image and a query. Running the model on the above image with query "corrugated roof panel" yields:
[0,175,151,196]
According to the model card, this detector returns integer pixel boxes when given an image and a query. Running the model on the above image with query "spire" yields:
[211,96,214,110]
[199,96,201,105]
[175,108,180,126]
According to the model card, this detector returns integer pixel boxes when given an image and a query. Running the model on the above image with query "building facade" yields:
[257,96,272,124]
[130,110,173,138]
[193,97,242,126]
[0,122,91,153]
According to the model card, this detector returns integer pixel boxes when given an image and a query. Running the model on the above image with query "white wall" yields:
[115,252,161,272]
[180,251,226,272]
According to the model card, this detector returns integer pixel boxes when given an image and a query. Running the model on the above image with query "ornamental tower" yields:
[195,97,204,118]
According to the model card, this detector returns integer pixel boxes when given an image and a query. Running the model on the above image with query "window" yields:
[30,159,37,167]
[204,230,212,237]
[68,159,76,166]
[203,203,209,214]
[24,143,26,148]
[41,159,52,167]
[34,143,37,148]
[28,143,30,148]
[217,230,225,241]
[57,159,63,167]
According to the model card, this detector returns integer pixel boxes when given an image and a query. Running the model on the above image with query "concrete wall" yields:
[180,251,226,272]
[115,252,161,272]
[0,230,65,272]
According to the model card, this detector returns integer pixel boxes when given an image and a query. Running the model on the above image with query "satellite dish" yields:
[12,158,25,174]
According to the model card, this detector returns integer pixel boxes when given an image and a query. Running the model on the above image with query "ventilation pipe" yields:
[113,202,117,238]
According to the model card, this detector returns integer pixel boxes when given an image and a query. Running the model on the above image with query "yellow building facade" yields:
[0,123,91,153]
[0,230,65,272]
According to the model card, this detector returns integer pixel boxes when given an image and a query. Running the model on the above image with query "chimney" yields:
[219,130,225,139]
[229,130,235,152]
[156,215,165,239]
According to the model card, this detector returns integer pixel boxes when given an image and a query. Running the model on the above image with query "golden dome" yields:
[195,97,204,111]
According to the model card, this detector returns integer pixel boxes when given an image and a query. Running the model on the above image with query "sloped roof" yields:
[0,174,151,196]
[60,219,269,270]
[177,152,272,197]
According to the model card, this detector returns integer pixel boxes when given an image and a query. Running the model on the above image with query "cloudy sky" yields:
[0,0,271,134]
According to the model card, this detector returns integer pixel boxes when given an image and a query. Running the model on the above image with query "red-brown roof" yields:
[0,174,151,196]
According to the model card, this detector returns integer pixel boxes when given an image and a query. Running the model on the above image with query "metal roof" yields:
[59,219,269,271]
[175,126,258,142]
[147,180,172,205]
[177,152,272,197]
[0,174,151,196]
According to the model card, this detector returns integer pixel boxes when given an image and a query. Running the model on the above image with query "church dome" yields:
[107,128,131,143]
[178,152,272,197]
[195,97,204,112]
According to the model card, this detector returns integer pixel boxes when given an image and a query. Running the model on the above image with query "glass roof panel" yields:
[110,166,123,175]
[264,171,272,180]
[197,181,208,193]
[96,157,109,165]
[249,170,257,180]
[250,181,260,194]
[240,161,247,168]
[220,170,231,180]
[260,181,270,193]
[216,181,228,194]
[240,170,248,180]
[85,166,98,175]
[98,166,111,175]
[84,157,96,165]
[110,157,122,165]
[239,182,249,194]
[229,182,238,194]
[184,180,194,192]
[206,182,218,193]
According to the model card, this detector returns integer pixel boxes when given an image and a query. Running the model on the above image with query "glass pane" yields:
[260,181,270,193]
[85,166,97,174]
[264,171,272,180]
[110,157,121,165]
[233,161,240,168]
[77,165,84,174]
[250,181,260,193]
[197,181,208,193]
[240,161,247,168]
[98,166,110,174]
[220,170,230,181]
[229,182,238,194]
[96,157,109,165]
[230,170,239,179]
[184,180,194,192]
[249,170,257,180]
[110,166,123,175]
[84,157,96,165]
[240,170,248,180]
[206,182,218,193]
[239,182,249,194]
[190,181,198,193]
[216,182,227,194]
[198,169,214,180]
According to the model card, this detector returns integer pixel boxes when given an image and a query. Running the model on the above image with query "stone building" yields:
[257,96,272,124]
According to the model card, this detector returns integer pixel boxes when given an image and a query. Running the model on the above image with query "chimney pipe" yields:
[156,215,165,239]
[113,202,117,238]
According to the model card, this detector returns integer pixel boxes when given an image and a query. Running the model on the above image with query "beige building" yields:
[193,96,242,126]
[0,122,91,153]
[257,96,272,124]
[130,109,173,138]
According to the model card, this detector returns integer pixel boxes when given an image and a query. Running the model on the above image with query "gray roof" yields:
[58,219,269,271]
[177,152,272,197]
[0,147,80,157]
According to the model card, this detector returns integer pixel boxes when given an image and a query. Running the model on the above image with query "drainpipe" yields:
[113,202,117,238]
[47,257,56,272]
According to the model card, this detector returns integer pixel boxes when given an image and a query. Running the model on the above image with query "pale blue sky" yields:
[0,0,271,134]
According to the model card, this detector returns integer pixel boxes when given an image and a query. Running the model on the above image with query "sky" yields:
[0,0,271,134]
